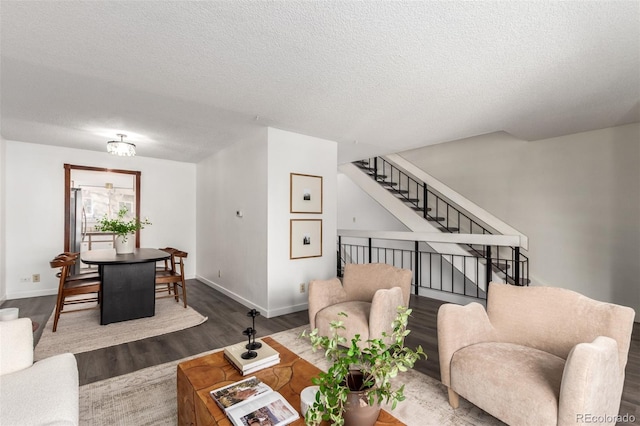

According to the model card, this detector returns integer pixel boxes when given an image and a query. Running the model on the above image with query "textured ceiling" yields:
[1,1,638,163]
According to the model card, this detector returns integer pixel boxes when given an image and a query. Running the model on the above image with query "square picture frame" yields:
[290,173,323,214]
[290,219,322,259]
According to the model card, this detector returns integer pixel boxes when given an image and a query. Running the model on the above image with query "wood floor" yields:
[2,279,639,422]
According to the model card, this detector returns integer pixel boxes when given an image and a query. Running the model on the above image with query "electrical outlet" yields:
[19,277,30,283]
[299,283,306,293]
[32,274,40,283]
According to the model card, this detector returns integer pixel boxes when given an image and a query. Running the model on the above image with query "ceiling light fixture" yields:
[106,134,136,156]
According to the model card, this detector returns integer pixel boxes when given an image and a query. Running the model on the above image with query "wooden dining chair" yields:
[155,247,188,308]
[155,248,176,295]
[50,255,101,332]
[55,252,100,281]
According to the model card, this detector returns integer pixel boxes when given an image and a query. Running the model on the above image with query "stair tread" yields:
[493,262,512,269]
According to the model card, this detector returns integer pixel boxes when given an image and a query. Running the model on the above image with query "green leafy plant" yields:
[95,206,151,242]
[300,306,426,426]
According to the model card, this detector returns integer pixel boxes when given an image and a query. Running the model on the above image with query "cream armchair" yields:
[0,318,79,425]
[308,263,412,347]
[438,282,635,426]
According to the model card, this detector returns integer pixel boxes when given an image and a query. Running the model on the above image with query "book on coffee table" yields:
[210,376,299,426]
[223,339,280,376]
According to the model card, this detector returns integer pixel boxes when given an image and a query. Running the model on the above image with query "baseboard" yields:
[196,275,269,315]
[527,274,550,287]
[195,276,308,318]
[268,302,309,318]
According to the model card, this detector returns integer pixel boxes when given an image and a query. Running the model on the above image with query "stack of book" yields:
[223,339,280,375]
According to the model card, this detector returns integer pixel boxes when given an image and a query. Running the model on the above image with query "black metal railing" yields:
[353,157,529,286]
[337,236,530,300]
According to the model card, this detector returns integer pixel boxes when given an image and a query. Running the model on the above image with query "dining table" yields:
[81,248,171,325]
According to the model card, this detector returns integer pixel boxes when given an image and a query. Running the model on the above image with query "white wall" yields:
[337,173,408,232]
[196,130,270,311]
[0,136,6,302]
[4,140,197,299]
[196,127,338,317]
[400,124,640,312]
[266,128,337,316]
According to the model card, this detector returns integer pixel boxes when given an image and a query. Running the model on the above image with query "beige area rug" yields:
[79,325,505,426]
[35,297,208,360]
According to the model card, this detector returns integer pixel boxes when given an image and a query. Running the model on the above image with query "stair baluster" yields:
[353,156,529,286]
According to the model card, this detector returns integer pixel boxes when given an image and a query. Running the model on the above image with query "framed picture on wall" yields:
[290,219,322,259]
[290,173,323,214]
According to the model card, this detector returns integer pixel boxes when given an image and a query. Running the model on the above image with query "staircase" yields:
[351,156,529,286]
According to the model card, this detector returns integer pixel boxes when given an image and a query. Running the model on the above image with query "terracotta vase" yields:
[342,371,381,426]
[114,233,135,254]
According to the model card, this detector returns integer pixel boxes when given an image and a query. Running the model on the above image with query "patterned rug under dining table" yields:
[177,336,404,426]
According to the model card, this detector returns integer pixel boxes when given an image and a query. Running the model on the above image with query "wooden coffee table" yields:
[177,336,405,425]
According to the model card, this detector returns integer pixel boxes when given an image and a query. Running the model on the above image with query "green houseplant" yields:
[301,306,426,426]
[96,207,151,254]
[96,206,151,241]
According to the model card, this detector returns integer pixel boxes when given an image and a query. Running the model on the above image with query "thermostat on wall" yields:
[236,210,243,218]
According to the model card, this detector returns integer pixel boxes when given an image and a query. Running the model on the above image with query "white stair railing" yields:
[338,230,527,301]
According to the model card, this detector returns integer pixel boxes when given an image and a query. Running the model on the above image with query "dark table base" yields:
[100,262,156,325]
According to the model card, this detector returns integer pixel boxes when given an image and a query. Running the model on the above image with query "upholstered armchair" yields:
[438,282,635,426]
[0,318,79,425]
[308,263,412,347]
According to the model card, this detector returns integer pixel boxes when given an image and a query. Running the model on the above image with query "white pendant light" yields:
[107,134,136,156]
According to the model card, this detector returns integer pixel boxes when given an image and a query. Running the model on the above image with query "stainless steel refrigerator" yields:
[69,187,86,274]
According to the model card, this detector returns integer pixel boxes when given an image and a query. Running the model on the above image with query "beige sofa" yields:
[438,282,635,426]
[0,318,79,425]
[308,263,411,347]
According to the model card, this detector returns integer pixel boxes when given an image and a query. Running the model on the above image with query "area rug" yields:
[79,325,505,426]
[35,297,208,360]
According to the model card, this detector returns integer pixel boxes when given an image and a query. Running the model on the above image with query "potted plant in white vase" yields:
[96,206,151,254]
[301,306,426,426]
